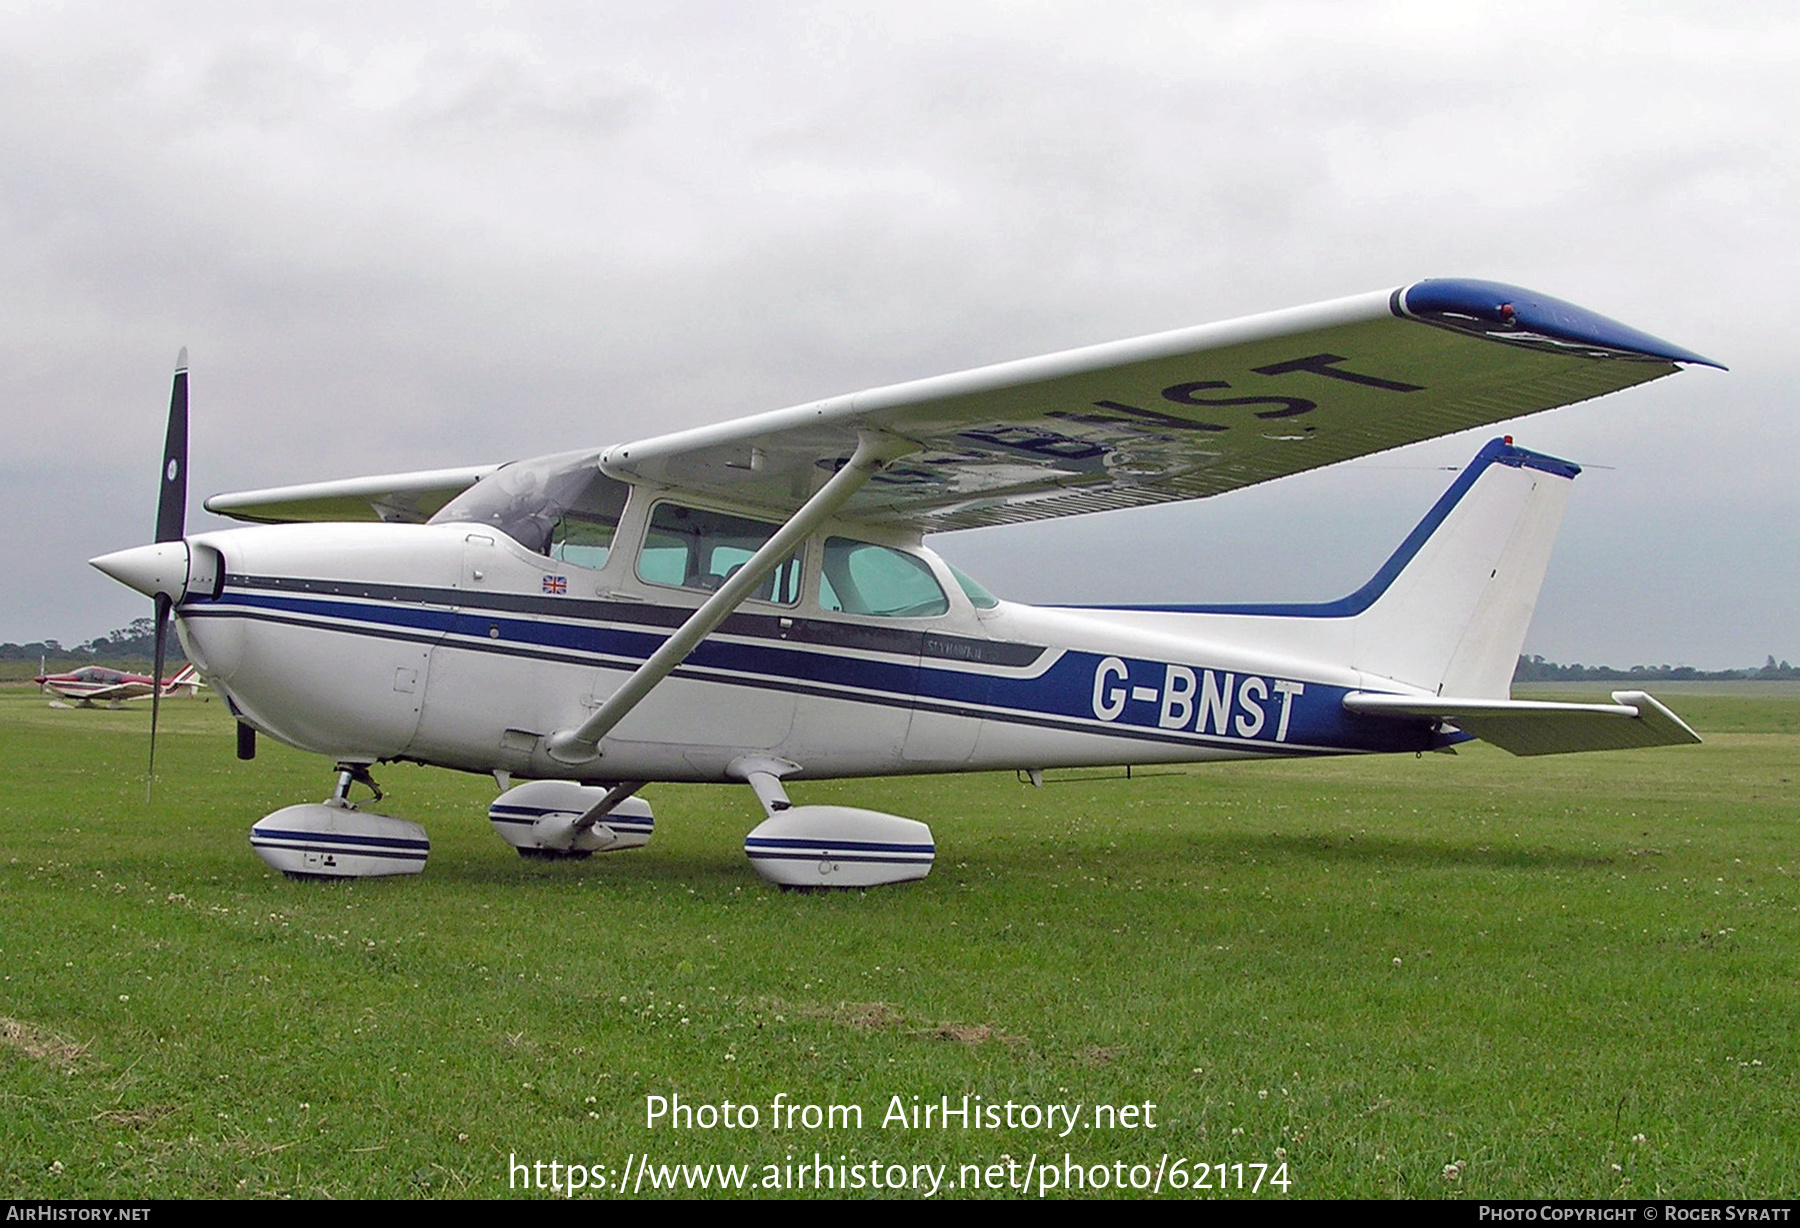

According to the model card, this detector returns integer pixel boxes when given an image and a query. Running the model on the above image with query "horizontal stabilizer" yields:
[1343,689,1701,756]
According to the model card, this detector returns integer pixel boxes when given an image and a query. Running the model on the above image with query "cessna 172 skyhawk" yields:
[91,279,1717,885]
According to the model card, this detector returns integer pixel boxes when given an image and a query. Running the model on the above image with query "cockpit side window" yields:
[819,538,949,618]
[638,502,801,604]
[549,482,628,571]
[429,452,627,567]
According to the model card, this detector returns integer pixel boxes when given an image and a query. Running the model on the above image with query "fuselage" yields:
[171,508,1439,785]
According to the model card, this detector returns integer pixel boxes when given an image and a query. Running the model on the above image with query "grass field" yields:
[2,686,1796,1199]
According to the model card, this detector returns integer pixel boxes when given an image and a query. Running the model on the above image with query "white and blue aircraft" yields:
[91,279,1718,884]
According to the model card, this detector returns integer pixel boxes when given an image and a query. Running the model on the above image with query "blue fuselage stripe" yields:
[188,583,1432,756]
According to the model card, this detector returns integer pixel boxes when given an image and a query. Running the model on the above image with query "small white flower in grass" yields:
[1632,1133,1647,1145]
[1392,957,1402,967]
[1442,1161,1463,1182]
[1274,1148,1288,1161]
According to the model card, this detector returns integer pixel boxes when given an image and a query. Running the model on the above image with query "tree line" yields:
[0,618,186,665]
[1513,654,1798,682]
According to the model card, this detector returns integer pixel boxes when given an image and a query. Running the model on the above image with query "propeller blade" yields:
[148,593,170,800]
[148,348,186,799]
[156,348,188,544]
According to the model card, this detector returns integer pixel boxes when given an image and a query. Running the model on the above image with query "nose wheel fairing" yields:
[249,804,429,879]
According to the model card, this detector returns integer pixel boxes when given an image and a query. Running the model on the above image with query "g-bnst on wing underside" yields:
[598,278,1720,532]
[99,277,1716,885]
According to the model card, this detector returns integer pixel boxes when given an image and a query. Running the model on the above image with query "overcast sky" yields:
[2,1,1793,668]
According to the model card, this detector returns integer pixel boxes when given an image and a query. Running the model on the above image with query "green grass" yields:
[2,689,1796,1198]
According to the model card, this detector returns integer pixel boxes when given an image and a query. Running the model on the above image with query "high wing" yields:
[204,464,498,524]
[205,279,1716,530]
[605,278,1717,532]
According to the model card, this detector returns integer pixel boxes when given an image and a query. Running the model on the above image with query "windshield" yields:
[430,451,629,561]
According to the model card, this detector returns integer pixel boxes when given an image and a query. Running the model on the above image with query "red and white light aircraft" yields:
[90,281,1717,883]
[36,662,202,707]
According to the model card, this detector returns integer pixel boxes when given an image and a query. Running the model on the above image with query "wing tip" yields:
[1397,278,1725,370]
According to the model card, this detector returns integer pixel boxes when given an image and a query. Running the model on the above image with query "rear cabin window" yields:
[819,538,949,618]
[638,502,801,605]
[946,561,1001,610]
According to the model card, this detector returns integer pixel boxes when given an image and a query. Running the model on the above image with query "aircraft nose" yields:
[90,541,188,600]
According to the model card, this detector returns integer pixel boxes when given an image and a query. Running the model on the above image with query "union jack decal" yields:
[542,575,568,594]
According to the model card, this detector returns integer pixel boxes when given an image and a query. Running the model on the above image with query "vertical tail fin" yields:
[1060,437,1580,701]
[1350,439,1578,698]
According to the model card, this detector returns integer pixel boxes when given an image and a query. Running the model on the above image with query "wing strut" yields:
[545,432,915,765]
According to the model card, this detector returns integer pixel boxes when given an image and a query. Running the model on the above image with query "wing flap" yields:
[1344,689,1701,756]
[204,465,498,525]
